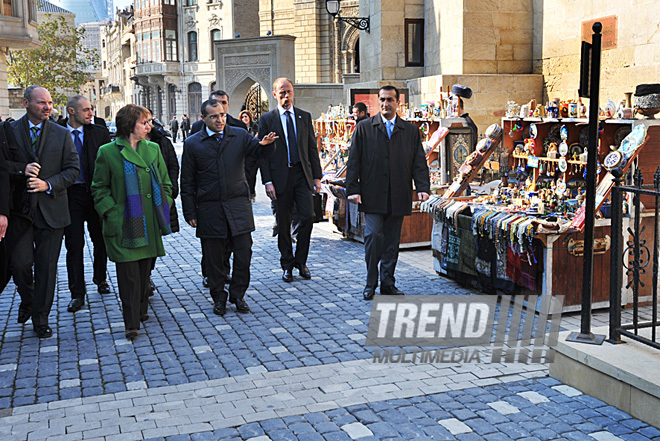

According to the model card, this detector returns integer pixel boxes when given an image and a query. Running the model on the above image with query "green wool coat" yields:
[91,138,173,263]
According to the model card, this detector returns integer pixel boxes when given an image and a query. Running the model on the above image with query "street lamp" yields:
[325,0,370,33]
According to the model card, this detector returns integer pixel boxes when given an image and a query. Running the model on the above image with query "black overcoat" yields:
[346,115,430,216]
[150,129,180,232]
[181,125,275,238]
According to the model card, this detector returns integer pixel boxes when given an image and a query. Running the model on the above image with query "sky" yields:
[114,0,132,11]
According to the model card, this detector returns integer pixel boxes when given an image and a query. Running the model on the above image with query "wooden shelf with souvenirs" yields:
[421,100,660,311]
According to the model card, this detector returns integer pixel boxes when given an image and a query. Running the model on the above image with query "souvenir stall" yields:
[422,92,660,311]
[317,103,476,248]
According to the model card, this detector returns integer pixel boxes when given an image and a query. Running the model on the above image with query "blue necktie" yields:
[73,129,85,182]
[285,110,300,164]
[387,120,393,138]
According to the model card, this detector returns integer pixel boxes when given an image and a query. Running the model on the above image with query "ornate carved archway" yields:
[213,36,296,115]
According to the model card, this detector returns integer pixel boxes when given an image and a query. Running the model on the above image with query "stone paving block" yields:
[341,422,373,439]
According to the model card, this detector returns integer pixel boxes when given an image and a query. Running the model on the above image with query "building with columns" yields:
[0,0,42,117]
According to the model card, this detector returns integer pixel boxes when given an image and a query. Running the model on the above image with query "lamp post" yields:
[325,0,370,33]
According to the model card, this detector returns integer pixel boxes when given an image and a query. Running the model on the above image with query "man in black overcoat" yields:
[346,85,430,300]
[181,99,277,316]
[190,90,247,288]
[61,95,112,313]
[7,85,79,338]
[258,78,322,283]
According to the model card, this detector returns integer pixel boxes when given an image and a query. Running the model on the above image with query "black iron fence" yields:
[609,167,660,349]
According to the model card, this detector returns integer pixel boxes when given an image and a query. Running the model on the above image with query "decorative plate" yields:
[613,126,632,148]
[529,123,538,139]
[558,157,568,173]
[559,141,569,156]
[569,143,583,157]
[604,151,623,171]
[547,124,562,143]
[578,125,590,148]
[560,125,568,141]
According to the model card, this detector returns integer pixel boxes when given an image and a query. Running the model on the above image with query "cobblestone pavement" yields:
[0,143,657,440]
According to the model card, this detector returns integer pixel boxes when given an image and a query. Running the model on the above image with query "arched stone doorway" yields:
[232,77,267,122]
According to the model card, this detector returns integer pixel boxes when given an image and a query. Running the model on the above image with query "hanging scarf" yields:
[118,143,171,248]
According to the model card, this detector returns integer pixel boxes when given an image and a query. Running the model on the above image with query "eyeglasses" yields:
[140,119,153,126]
[206,114,226,121]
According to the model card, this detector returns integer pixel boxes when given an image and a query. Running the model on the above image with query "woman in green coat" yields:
[92,105,173,340]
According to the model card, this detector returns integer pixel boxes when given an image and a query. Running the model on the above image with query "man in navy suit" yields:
[61,95,112,313]
[258,78,322,283]
[7,85,79,338]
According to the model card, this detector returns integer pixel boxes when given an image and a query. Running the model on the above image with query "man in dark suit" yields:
[169,115,179,142]
[346,85,430,301]
[181,99,277,316]
[190,90,247,288]
[180,114,190,139]
[61,95,112,313]
[258,77,322,283]
[7,85,79,338]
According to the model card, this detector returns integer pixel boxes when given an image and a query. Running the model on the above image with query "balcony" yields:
[135,61,180,76]
[101,84,121,95]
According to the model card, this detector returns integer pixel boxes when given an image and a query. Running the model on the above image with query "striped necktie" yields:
[31,126,40,151]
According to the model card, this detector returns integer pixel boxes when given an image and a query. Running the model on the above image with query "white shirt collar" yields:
[380,114,396,125]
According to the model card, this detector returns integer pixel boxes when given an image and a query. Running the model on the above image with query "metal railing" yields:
[609,167,660,349]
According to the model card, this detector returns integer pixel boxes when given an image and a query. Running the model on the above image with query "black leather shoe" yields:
[140,314,149,322]
[125,329,138,340]
[97,280,110,294]
[213,301,226,316]
[17,305,31,324]
[34,325,53,339]
[67,298,84,312]
[229,298,250,313]
[202,277,209,288]
[282,269,294,283]
[297,265,312,280]
[225,275,232,285]
[363,286,376,301]
[381,285,405,296]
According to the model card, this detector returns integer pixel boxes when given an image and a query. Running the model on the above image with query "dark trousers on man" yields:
[276,164,313,270]
[201,233,252,303]
[64,184,107,300]
[10,214,64,327]
[115,258,151,331]
[364,213,404,289]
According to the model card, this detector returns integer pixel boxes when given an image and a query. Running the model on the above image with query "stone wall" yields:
[533,0,660,106]
[234,0,260,38]
[292,83,345,118]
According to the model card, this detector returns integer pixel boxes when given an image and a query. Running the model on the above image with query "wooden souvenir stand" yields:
[318,117,474,247]
[500,117,660,310]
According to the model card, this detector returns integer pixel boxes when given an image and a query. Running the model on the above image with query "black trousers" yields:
[364,213,404,288]
[10,215,64,327]
[276,164,313,270]
[64,184,107,299]
[201,244,231,278]
[201,233,252,302]
[115,258,151,331]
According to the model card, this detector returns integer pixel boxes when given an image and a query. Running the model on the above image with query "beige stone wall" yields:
[293,83,345,118]
[258,0,334,83]
[360,0,425,82]
[234,0,260,38]
[426,0,464,75]
[534,0,660,106]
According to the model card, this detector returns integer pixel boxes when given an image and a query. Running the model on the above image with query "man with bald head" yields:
[7,85,79,338]
[258,78,322,283]
[61,95,112,313]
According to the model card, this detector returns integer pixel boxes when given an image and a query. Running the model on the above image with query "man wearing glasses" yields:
[181,99,277,316]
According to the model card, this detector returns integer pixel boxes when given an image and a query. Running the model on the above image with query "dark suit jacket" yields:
[59,120,111,193]
[0,127,9,217]
[257,107,322,193]
[8,116,79,229]
[346,115,430,216]
[190,114,247,135]
[181,125,275,238]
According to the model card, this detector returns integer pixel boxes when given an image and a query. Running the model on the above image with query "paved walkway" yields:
[0,143,658,440]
